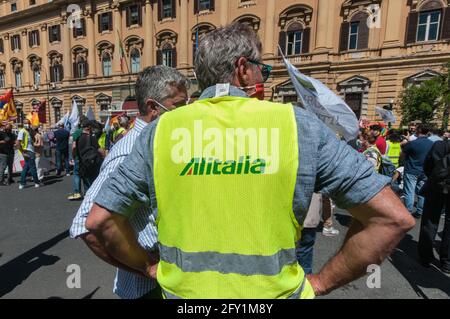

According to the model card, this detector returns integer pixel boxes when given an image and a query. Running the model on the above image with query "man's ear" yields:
[235,57,249,87]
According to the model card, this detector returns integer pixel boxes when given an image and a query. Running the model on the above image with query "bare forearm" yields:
[80,233,144,276]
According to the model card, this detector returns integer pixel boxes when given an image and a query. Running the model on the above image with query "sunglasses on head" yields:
[247,59,273,83]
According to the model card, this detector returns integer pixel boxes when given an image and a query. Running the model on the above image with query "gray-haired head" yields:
[194,23,263,91]
[135,66,190,116]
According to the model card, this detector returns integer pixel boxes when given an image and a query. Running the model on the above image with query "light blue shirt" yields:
[70,118,158,299]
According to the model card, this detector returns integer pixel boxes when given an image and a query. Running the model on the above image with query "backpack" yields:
[379,155,397,178]
[76,134,103,179]
[429,142,450,194]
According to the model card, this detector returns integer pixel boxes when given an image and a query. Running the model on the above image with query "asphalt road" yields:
[0,174,449,299]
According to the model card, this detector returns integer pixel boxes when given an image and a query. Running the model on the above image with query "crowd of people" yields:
[2,22,449,299]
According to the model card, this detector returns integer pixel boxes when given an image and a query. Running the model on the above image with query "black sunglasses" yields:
[248,59,273,83]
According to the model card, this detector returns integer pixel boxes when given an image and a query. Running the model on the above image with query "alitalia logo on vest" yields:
[171,120,280,175]
[180,156,266,176]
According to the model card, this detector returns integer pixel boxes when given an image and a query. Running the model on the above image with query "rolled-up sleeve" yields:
[314,120,390,209]
[94,123,156,218]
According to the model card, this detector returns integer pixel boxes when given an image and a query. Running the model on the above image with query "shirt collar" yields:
[133,117,147,132]
[199,85,248,100]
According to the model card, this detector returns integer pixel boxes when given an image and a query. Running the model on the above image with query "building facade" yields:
[0,0,449,126]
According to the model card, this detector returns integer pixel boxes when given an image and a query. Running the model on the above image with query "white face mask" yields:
[24,124,30,129]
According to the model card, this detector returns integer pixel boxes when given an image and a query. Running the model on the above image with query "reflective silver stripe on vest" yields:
[163,289,183,299]
[160,244,297,276]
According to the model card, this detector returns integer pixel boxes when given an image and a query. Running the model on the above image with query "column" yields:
[143,0,154,66]
[21,29,30,87]
[86,11,96,77]
[315,0,330,51]
[263,0,276,58]
[220,0,229,27]
[113,5,123,74]
[178,0,189,67]
[61,19,72,80]
[3,34,12,88]
[40,25,50,84]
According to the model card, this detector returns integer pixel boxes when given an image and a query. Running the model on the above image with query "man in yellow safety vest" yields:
[86,23,414,299]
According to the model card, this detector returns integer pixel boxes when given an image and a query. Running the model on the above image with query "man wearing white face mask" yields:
[70,66,189,299]
[16,119,41,189]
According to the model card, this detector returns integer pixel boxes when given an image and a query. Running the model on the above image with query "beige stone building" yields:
[0,0,450,127]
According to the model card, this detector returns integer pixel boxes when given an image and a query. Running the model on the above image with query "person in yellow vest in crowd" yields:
[86,23,415,299]
[16,119,41,189]
[363,133,383,172]
[386,130,404,168]
[112,116,129,144]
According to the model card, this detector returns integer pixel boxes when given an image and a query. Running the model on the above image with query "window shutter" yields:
[48,28,52,43]
[126,6,130,27]
[108,12,113,31]
[85,62,89,77]
[0,39,3,53]
[172,48,177,68]
[98,14,102,33]
[82,18,86,36]
[138,5,142,26]
[339,22,350,52]
[406,12,419,44]
[172,0,176,18]
[302,28,310,54]
[73,62,78,78]
[210,0,215,11]
[158,0,162,21]
[358,20,369,49]
[57,25,61,41]
[50,66,55,82]
[194,0,198,14]
[18,36,21,50]
[10,37,14,50]
[157,50,162,65]
[278,31,286,55]
[193,43,197,64]
[36,31,40,45]
[29,32,32,47]
[73,24,77,38]
[441,7,450,40]
[59,65,64,81]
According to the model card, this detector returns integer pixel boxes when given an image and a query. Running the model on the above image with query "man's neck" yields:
[138,115,156,124]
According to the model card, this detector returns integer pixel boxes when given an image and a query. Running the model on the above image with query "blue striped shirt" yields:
[69,118,158,299]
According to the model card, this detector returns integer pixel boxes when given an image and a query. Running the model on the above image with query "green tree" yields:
[400,62,450,129]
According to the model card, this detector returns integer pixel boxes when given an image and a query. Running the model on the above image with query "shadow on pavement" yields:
[389,234,450,299]
[47,287,101,299]
[334,213,353,227]
[0,230,69,297]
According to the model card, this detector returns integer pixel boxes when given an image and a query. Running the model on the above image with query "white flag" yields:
[280,48,359,141]
[375,107,396,124]
[69,99,79,133]
[104,116,111,132]
[85,106,95,121]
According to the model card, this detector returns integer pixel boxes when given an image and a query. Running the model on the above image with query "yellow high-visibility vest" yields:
[387,141,401,168]
[19,128,29,151]
[153,96,315,299]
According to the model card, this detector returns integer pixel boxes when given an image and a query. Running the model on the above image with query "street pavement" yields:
[0,174,449,299]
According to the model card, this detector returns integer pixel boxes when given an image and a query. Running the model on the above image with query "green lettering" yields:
[222,161,237,175]
[180,158,195,176]
[250,159,266,175]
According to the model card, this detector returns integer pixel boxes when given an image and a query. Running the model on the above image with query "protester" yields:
[75,118,105,189]
[408,122,418,142]
[33,126,44,182]
[370,125,387,155]
[428,127,443,143]
[112,116,129,144]
[0,123,16,185]
[70,66,190,299]
[16,119,41,189]
[297,193,323,274]
[418,139,450,273]
[86,23,414,299]
[386,130,403,168]
[402,125,434,218]
[444,130,450,141]
[68,121,84,201]
[53,123,70,176]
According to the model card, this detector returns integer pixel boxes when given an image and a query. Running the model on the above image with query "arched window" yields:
[156,30,178,67]
[102,52,112,76]
[278,5,312,55]
[15,71,22,88]
[0,72,4,88]
[340,11,370,51]
[49,52,63,83]
[29,55,42,86]
[191,24,216,63]
[11,59,22,88]
[130,49,141,73]
[73,47,88,79]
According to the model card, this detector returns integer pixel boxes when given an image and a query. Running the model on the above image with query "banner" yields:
[69,99,79,133]
[375,107,397,125]
[0,89,17,124]
[280,49,359,141]
[85,106,95,121]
